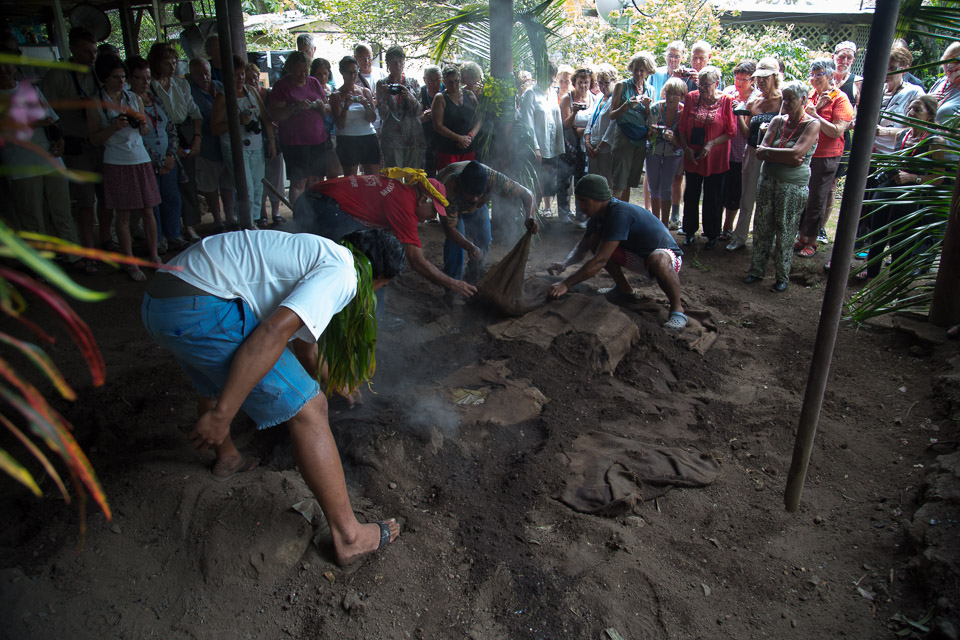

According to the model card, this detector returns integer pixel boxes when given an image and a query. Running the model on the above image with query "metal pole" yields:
[783,0,902,512]
[53,0,69,60]
[214,0,251,228]
[152,0,163,42]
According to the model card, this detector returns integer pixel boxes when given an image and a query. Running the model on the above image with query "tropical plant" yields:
[423,0,566,92]
[714,23,814,82]
[555,0,722,72]
[316,240,378,396]
[0,53,159,535]
[843,0,960,323]
[316,0,452,52]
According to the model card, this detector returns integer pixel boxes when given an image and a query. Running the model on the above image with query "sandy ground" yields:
[1,197,958,640]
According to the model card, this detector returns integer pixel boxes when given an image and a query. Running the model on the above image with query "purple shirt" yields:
[271,75,328,146]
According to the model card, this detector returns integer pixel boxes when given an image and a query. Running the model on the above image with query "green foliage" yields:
[554,0,723,72]
[317,242,378,396]
[714,24,814,82]
[315,0,450,51]
[247,24,297,51]
[843,0,960,323]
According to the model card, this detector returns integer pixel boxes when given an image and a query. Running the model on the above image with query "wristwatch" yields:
[915,176,922,184]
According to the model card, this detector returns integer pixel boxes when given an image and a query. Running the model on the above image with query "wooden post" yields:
[783,0,902,512]
[488,0,515,172]
[929,163,960,328]
[214,0,251,228]
[118,0,139,60]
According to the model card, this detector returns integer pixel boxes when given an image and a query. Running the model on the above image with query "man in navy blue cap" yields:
[548,174,688,330]
[438,160,538,282]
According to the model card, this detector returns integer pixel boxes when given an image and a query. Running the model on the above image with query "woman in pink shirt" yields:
[270,51,330,206]
[678,66,735,249]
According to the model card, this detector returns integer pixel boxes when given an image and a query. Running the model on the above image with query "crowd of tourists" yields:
[3,23,958,567]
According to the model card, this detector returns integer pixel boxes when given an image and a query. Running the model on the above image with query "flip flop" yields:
[126,266,147,282]
[798,244,817,258]
[663,311,688,331]
[211,454,260,480]
[272,215,287,225]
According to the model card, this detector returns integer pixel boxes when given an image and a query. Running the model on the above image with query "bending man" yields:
[142,228,403,566]
[547,174,687,330]
[438,160,538,282]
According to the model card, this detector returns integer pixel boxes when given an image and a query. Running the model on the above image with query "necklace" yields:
[937,76,960,105]
[778,115,804,148]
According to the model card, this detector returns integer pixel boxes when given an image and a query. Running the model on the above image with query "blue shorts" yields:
[141,293,320,429]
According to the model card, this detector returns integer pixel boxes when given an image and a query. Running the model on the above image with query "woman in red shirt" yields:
[678,66,735,249]
[795,58,853,256]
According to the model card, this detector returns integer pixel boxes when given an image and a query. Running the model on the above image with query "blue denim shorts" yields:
[141,293,320,429]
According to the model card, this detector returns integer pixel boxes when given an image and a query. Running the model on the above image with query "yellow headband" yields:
[381,167,449,207]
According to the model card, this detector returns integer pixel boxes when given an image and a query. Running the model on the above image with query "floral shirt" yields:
[376,76,425,151]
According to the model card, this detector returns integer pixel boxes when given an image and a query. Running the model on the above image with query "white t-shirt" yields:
[165,230,357,343]
[360,67,388,130]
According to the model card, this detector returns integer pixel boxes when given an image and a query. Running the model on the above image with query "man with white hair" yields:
[420,65,443,176]
[651,40,684,100]
[296,34,316,62]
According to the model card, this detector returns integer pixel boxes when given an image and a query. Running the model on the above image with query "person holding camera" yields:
[677,65,735,249]
[375,46,425,171]
[86,54,162,281]
[212,55,277,230]
[270,51,330,206]
[609,52,656,203]
[330,55,380,178]
[558,67,597,224]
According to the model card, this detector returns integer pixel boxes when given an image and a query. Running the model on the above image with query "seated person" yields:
[142,228,403,566]
[437,160,538,282]
[547,174,687,330]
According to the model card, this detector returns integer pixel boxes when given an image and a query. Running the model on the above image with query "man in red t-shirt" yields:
[293,174,477,305]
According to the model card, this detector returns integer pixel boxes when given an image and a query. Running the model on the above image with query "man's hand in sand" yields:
[549,282,569,298]
[547,262,567,276]
[451,280,477,299]
[189,410,231,453]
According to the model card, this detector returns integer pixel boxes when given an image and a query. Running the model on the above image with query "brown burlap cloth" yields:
[554,431,722,517]
[475,231,719,353]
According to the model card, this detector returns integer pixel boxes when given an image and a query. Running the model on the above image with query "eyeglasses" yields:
[809,71,826,79]
[698,80,716,88]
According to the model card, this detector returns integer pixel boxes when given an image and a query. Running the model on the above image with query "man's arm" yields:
[402,243,477,298]
[441,220,482,259]
[494,172,538,232]
[549,238,619,298]
[190,307,305,451]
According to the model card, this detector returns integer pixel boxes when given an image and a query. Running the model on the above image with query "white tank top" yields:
[339,97,376,137]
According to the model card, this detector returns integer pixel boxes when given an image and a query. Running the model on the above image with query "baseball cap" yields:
[426,178,447,217]
[753,57,780,77]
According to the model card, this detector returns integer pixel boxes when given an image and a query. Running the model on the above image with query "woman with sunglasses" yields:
[795,59,853,258]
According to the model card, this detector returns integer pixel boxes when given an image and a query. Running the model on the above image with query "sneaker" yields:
[167,237,190,251]
[818,228,829,244]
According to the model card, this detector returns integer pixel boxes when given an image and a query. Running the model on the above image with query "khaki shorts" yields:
[610,127,647,192]
[195,157,234,192]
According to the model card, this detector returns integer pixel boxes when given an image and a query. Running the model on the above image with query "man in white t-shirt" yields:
[142,228,404,566]
[354,43,387,132]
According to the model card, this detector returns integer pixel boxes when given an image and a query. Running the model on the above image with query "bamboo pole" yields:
[784,0,902,512]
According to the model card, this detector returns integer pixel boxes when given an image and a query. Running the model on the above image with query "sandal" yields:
[126,266,147,282]
[272,214,286,225]
[793,240,804,252]
[798,244,817,258]
[854,269,869,281]
[719,230,733,242]
[255,218,270,229]
[663,311,688,331]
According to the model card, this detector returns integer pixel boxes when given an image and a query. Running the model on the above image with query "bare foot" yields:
[211,454,259,478]
[334,518,400,566]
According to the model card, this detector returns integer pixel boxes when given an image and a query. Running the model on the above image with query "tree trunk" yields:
[929,162,960,328]
[489,0,514,80]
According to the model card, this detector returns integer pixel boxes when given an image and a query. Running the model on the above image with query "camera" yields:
[733,108,752,117]
[351,95,363,103]
[245,118,262,135]
[388,84,405,95]
[676,67,697,78]
[573,102,588,110]
[114,115,140,129]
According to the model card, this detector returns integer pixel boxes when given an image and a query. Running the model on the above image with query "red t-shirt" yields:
[809,89,853,158]
[313,176,421,246]
[679,91,736,176]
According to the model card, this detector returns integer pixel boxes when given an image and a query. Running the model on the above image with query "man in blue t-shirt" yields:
[547,174,688,330]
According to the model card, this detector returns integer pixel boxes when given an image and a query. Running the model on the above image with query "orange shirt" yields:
[808,88,853,158]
